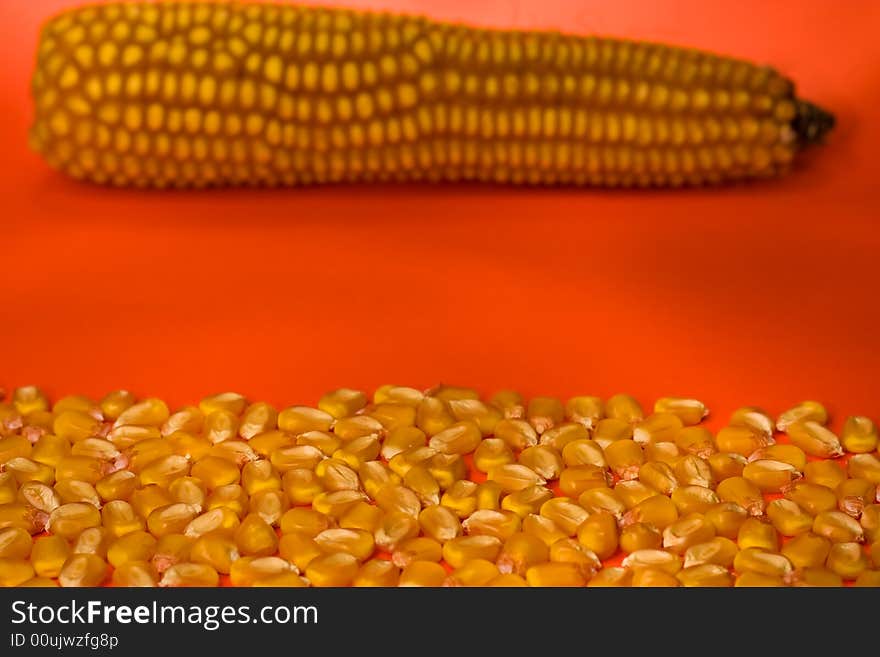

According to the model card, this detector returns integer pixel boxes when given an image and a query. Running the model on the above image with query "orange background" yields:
[1,0,879,428]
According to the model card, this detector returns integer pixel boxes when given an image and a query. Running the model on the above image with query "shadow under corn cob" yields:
[29,1,835,188]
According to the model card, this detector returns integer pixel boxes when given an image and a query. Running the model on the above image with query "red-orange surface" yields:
[1,0,879,425]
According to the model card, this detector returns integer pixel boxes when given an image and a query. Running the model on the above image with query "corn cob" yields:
[30,1,835,188]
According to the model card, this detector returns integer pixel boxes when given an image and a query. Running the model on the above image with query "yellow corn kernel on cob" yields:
[29,1,834,189]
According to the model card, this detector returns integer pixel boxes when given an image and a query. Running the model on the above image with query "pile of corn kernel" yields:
[0,385,878,587]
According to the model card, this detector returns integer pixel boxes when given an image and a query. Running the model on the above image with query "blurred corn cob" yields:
[29,1,834,188]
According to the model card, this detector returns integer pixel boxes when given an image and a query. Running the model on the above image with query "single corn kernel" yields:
[861,505,880,543]
[565,396,603,429]
[374,484,421,518]
[388,446,437,479]
[670,485,720,515]
[848,454,880,485]
[781,532,831,569]
[0,559,36,586]
[588,567,633,587]
[784,481,838,515]
[426,453,467,489]
[248,489,288,525]
[496,532,550,575]
[248,430,294,457]
[198,393,247,417]
[277,532,322,572]
[189,533,240,574]
[836,478,875,517]
[490,390,525,420]
[317,388,367,419]
[826,542,869,579]
[99,391,135,421]
[841,416,878,454]
[304,552,358,586]
[539,498,589,536]
[558,465,607,497]
[525,561,585,587]
[493,419,538,451]
[147,503,200,538]
[748,444,807,471]
[677,564,733,587]
[462,510,521,541]
[30,434,69,468]
[578,487,627,521]
[203,410,241,445]
[787,421,844,458]
[168,477,206,510]
[0,527,33,559]
[854,570,880,587]
[518,446,564,481]
[632,567,680,587]
[793,568,844,587]
[663,513,715,554]
[113,398,170,428]
[238,402,278,441]
[4,458,55,486]
[803,460,847,489]
[160,562,219,587]
[605,394,644,424]
[112,561,158,587]
[638,461,679,495]
[654,397,708,425]
[53,410,103,443]
[622,495,679,530]
[230,556,298,587]
[445,558,501,586]
[614,480,660,509]
[729,406,774,441]
[48,502,101,540]
[540,423,591,451]
[604,439,644,480]
[418,504,461,542]
[766,498,813,536]
[440,480,478,518]
[633,413,683,445]
[353,559,400,587]
[339,501,383,533]
[715,426,768,457]
[183,507,241,538]
[151,534,194,574]
[139,454,191,488]
[108,425,162,449]
[161,406,205,438]
[576,511,618,559]
[622,549,683,574]
[0,502,48,534]
[107,531,157,568]
[743,459,800,493]
[0,435,32,463]
[71,526,110,558]
[129,485,172,519]
[332,415,384,441]
[548,538,601,577]
[280,508,331,537]
[358,461,399,498]
[592,418,633,448]
[473,438,515,473]
[271,445,324,473]
[428,421,482,455]
[620,522,662,554]
[675,455,717,488]
[674,427,716,458]
[166,431,212,461]
[191,456,241,489]
[683,536,739,568]
[737,517,779,551]
[502,486,554,518]
[391,536,443,567]
[448,399,502,436]
[234,513,279,556]
[489,464,546,493]
[315,527,375,561]
[374,386,424,406]
[380,427,427,460]
[12,386,49,416]
[277,406,334,435]
[241,459,282,496]
[398,560,447,587]
[733,548,793,578]
[415,397,455,436]
[813,510,864,543]
[777,401,828,432]
[95,471,138,503]
[363,403,415,432]
[716,476,765,516]
[561,439,606,468]
[442,535,502,568]
[58,554,108,587]
[102,500,145,538]
[17,482,61,514]
[527,396,565,434]
[374,511,420,552]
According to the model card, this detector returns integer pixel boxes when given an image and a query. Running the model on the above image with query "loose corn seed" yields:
[670,485,720,515]
[743,459,800,493]
[160,562,219,587]
[813,511,864,543]
[592,419,633,448]
[841,416,878,454]
[787,421,844,458]
[653,398,708,426]
[804,460,847,489]
[836,477,875,517]
[540,423,591,451]
[854,570,880,587]
[354,559,400,587]
[766,499,813,536]
[562,439,606,469]
[729,407,774,441]
[339,501,383,533]
[565,396,603,430]
[539,498,589,536]
[277,532,322,572]
[502,486,554,518]
[399,560,447,587]
[588,567,633,587]
[632,567,680,587]
[735,571,786,587]
[58,554,108,587]
[633,413,683,445]
[826,542,869,579]
[848,454,880,485]
[442,535,502,568]
[620,522,662,554]
[716,476,765,516]
[518,446,563,481]
[715,426,768,457]
[462,509,521,541]
[190,533,239,574]
[675,455,716,488]
[704,502,748,539]
[662,513,715,554]
[107,531,157,568]
[677,563,733,587]
[682,536,738,568]
[776,401,828,432]
[472,438,515,473]
[497,532,550,575]
[491,391,525,420]
[622,494,679,530]
[527,397,565,434]
[748,444,807,471]
[558,465,608,497]
[151,534,193,574]
[737,517,779,551]
[30,535,70,578]
[576,511,618,559]
[781,532,831,569]
[445,558,501,586]
[526,562,585,587]
[733,548,793,578]
[112,561,158,587]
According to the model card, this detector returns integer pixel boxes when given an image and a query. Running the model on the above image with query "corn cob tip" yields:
[793,100,835,145]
